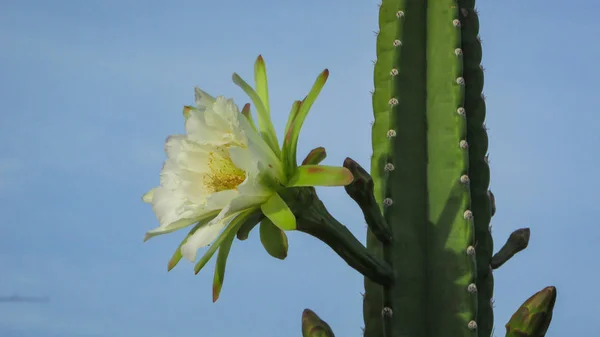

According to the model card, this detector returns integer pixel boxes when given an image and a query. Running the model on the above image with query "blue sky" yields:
[0,0,597,336]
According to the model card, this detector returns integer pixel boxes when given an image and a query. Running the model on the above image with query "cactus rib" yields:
[457,3,496,337]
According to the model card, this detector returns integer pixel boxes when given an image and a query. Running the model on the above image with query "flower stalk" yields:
[287,187,393,286]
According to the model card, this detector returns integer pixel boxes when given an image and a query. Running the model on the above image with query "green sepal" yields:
[232,72,280,157]
[260,192,296,230]
[254,55,270,115]
[193,208,258,274]
[282,100,302,177]
[259,218,289,260]
[301,147,327,166]
[235,212,264,241]
[240,103,257,132]
[287,165,353,187]
[212,227,236,302]
[282,70,329,172]
[284,100,302,142]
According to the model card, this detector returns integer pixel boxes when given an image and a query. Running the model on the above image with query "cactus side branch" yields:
[491,228,530,269]
[341,157,395,336]
[343,157,392,244]
[288,187,394,285]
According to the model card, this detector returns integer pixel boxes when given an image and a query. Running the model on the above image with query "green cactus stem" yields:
[505,286,557,337]
[366,0,492,336]
[302,309,336,337]
[491,228,531,269]
[488,190,496,216]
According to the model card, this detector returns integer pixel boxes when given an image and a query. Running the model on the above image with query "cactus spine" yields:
[367,1,490,336]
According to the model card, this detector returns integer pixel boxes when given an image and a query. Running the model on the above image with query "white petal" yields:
[150,186,207,229]
[185,96,247,147]
[185,110,225,145]
[237,172,272,196]
[179,194,267,262]
[164,135,184,158]
[228,146,255,173]
[203,97,235,133]
[210,97,241,129]
[144,210,219,241]
[194,87,216,112]
[237,115,285,183]
[180,213,235,262]
[211,193,269,225]
[150,158,240,233]
[204,189,239,209]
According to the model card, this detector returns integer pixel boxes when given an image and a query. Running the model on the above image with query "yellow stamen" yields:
[204,147,246,193]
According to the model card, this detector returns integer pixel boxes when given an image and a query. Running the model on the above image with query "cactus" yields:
[297,0,556,334]
[142,0,558,335]
[357,0,555,337]
[365,1,490,336]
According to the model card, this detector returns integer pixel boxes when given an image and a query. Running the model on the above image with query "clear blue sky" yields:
[1,0,597,336]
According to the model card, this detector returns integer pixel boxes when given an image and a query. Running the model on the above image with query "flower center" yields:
[204,147,246,193]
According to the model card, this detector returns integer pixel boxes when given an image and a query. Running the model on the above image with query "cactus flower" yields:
[142,56,353,300]
[142,89,286,263]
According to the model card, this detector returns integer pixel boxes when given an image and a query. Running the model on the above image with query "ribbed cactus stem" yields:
[366,1,490,336]
[458,4,495,337]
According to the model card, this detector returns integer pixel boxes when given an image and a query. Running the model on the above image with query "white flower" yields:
[143,89,284,262]
[143,56,354,280]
